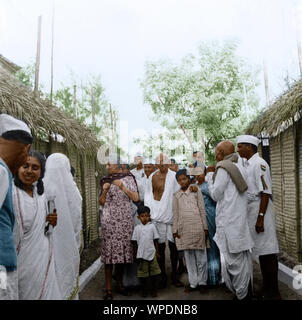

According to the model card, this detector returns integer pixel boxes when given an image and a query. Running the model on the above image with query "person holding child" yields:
[131,205,161,298]
[172,169,209,294]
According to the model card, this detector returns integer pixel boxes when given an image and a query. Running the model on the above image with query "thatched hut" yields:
[246,79,302,262]
[0,56,102,249]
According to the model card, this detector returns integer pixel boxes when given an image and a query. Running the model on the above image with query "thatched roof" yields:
[0,64,100,155]
[246,79,302,136]
[0,55,21,74]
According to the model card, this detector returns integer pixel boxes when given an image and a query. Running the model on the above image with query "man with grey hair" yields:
[0,114,32,300]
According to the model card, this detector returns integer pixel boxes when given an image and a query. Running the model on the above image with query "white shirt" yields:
[0,161,9,208]
[131,222,159,261]
[242,153,279,256]
[206,164,254,254]
[243,153,272,198]
[137,176,147,201]
[130,168,145,181]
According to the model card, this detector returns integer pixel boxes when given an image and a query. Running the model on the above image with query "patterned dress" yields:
[101,176,138,264]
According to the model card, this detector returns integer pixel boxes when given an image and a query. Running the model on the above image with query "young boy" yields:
[173,169,209,294]
[131,205,161,297]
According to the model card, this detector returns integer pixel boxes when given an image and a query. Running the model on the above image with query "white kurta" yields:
[242,153,279,256]
[130,168,145,181]
[206,166,254,254]
[13,187,61,300]
[206,164,254,300]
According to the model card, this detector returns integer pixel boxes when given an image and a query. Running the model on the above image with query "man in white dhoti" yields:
[237,135,280,300]
[144,153,183,288]
[0,114,32,300]
[44,153,82,300]
[206,141,254,300]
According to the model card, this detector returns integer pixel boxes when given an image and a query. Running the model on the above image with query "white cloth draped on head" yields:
[107,153,120,164]
[43,153,82,300]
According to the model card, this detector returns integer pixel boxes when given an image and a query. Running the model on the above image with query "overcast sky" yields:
[1,0,301,156]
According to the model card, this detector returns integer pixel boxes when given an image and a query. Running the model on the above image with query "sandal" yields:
[103,290,113,300]
[116,285,129,296]
[171,278,184,288]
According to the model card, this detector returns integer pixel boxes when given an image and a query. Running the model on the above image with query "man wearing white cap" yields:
[237,135,280,300]
[130,154,145,181]
[136,158,157,202]
[0,114,32,300]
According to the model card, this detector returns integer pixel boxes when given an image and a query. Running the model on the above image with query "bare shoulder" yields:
[152,170,161,179]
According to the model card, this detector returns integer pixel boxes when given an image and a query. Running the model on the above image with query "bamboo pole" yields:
[297,38,302,77]
[50,3,55,104]
[91,88,95,131]
[109,103,114,144]
[73,84,77,117]
[263,60,270,107]
[34,15,42,98]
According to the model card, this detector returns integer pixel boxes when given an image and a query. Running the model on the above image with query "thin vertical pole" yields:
[297,39,302,77]
[50,3,55,104]
[263,60,270,107]
[109,103,114,143]
[91,88,95,131]
[34,15,42,97]
[73,84,77,117]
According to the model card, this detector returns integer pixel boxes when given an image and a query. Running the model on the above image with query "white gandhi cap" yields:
[0,114,31,135]
[237,135,261,147]
[0,114,32,144]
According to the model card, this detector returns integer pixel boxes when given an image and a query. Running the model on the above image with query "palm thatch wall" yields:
[246,79,302,262]
[0,61,102,248]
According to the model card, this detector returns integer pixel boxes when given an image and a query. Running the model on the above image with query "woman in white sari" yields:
[13,150,61,300]
[43,153,82,300]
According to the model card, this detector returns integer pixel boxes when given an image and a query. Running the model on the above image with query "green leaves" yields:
[140,39,260,163]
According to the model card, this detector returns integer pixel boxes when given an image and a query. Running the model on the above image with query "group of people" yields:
[0,112,281,301]
[0,114,82,300]
[99,138,280,301]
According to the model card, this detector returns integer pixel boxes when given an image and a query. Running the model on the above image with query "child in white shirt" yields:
[131,205,161,297]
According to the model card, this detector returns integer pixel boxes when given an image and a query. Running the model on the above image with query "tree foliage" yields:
[15,62,118,146]
[140,39,260,163]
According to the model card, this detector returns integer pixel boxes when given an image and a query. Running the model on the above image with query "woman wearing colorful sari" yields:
[119,162,141,289]
[99,154,139,300]
[43,153,82,300]
[195,167,221,286]
[13,151,61,300]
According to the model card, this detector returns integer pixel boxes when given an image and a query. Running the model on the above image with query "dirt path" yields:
[79,249,302,300]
